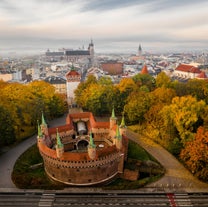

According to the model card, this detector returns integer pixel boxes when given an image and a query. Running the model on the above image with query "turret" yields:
[56,128,64,158]
[88,131,96,160]
[41,112,48,136]
[115,125,122,150]
[119,112,127,136]
[110,107,117,129]
[37,120,43,145]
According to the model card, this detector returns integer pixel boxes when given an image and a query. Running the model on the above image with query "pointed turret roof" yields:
[37,120,43,138]
[111,107,116,119]
[141,64,149,74]
[89,131,96,148]
[41,112,47,126]
[56,128,63,148]
[120,112,126,128]
[115,125,122,140]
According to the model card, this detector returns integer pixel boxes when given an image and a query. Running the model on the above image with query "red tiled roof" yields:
[141,64,148,74]
[66,70,80,76]
[65,112,109,129]
[197,71,207,79]
[175,64,201,73]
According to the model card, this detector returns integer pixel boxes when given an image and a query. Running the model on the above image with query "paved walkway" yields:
[0,114,67,190]
[0,114,208,193]
[126,130,208,193]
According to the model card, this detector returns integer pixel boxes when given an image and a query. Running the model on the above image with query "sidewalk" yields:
[0,114,67,189]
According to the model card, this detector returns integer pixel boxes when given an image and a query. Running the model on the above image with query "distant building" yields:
[45,50,64,62]
[45,40,94,65]
[0,72,13,82]
[101,62,123,75]
[44,76,67,94]
[196,71,208,79]
[65,66,81,105]
[130,44,145,62]
[174,64,201,79]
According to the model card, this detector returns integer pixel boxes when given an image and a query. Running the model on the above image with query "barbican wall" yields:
[38,141,123,185]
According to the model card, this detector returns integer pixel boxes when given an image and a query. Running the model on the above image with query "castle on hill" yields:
[37,109,128,186]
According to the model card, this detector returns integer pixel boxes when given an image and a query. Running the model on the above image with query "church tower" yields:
[138,44,142,57]
[88,131,96,160]
[88,39,94,57]
[88,39,94,67]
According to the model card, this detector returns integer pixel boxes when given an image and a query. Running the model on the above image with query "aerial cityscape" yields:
[0,0,208,206]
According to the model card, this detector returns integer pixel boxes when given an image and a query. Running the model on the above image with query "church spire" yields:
[138,44,142,56]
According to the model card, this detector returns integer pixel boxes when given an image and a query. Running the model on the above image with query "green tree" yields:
[133,73,155,91]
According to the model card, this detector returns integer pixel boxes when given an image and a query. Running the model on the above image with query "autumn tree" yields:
[144,88,179,153]
[155,71,171,88]
[0,80,66,142]
[124,91,151,124]
[180,126,208,181]
[161,95,206,146]
[74,75,97,107]
[116,78,137,110]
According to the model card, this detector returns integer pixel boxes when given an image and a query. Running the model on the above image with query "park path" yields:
[0,114,67,190]
[126,130,208,193]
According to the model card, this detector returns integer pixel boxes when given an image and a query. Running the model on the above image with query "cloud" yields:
[0,0,208,53]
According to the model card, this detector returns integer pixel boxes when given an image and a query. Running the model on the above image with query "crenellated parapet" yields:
[37,110,128,186]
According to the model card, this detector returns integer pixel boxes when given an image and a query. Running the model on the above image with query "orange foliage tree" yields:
[180,126,208,181]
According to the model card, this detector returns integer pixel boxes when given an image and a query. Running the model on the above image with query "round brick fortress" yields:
[37,110,128,186]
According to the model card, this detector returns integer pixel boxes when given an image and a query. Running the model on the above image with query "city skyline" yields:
[0,0,208,54]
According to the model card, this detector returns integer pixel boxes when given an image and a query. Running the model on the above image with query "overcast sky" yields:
[0,0,208,54]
